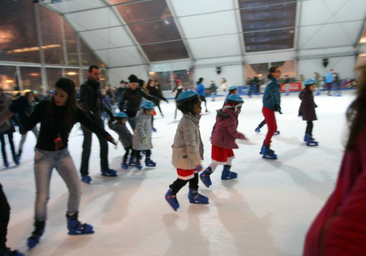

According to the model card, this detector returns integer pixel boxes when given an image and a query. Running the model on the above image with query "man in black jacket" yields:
[78,65,116,184]
[118,74,157,131]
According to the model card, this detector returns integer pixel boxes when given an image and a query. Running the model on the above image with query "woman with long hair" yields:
[260,66,282,160]
[0,78,116,249]
[148,79,168,117]
[303,64,366,255]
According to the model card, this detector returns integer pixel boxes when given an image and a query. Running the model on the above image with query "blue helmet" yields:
[304,79,316,86]
[114,112,128,119]
[176,90,199,106]
[226,94,244,104]
[228,85,237,92]
[140,100,155,110]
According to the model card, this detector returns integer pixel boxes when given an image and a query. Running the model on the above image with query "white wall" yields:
[108,65,148,88]
[194,65,244,88]
[298,56,357,80]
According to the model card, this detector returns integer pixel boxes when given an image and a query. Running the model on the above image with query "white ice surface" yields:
[0,91,355,256]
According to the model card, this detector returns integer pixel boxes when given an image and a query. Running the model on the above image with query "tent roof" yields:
[42,0,366,68]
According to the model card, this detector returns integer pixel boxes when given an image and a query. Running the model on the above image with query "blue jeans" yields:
[34,148,81,222]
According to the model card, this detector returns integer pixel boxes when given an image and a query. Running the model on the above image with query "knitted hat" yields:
[128,74,139,83]
[138,79,145,87]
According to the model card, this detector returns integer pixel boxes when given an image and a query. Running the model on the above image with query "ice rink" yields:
[1,91,355,256]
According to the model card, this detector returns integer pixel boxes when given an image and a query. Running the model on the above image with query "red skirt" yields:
[211,145,234,163]
[177,168,196,180]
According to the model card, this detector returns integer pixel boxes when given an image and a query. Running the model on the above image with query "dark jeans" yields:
[0,133,16,165]
[258,119,266,129]
[123,146,135,163]
[134,149,151,162]
[80,120,109,176]
[0,184,10,249]
[155,100,163,116]
[127,117,136,131]
[326,83,332,94]
[199,96,207,111]
[306,121,313,135]
[169,173,199,195]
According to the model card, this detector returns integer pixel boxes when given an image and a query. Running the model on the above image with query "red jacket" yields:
[211,108,245,149]
[303,132,366,256]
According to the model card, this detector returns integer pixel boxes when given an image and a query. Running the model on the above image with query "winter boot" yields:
[165,189,180,211]
[262,145,277,160]
[306,135,319,146]
[27,221,45,249]
[0,247,24,256]
[81,176,92,184]
[304,133,309,142]
[199,167,213,188]
[274,130,280,135]
[145,158,156,167]
[221,165,237,180]
[66,212,94,235]
[188,188,209,204]
[101,169,117,177]
[121,161,128,169]
[255,127,261,133]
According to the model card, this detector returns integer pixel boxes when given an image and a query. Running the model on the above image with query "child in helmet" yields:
[228,85,237,95]
[165,90,209,211]
[108,111,136,169]
[200,94,247,188]
[299,79,319,146]
[132,101,156,170]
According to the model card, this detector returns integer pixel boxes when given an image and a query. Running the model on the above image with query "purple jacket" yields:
[211,108,245,149]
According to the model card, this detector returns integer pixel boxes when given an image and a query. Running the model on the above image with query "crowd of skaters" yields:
[0,63,365,255]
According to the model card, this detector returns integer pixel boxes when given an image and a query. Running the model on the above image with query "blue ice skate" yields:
[121,162,128,169]
[165,189,179,211]
[262,145,277,160]
[0,248,24,256]
[101,169,117,177]
[145,158,156,167]
[27,221,45,249]
[188,188,209,204]
[274,130,280,135]
[66,212,94,235]
[199,167,212,188]
[81,175,92,184]
[135,162,143,170]
[128,157,135,166]
[255,127,261,133]
[221,165,237,180]
[306,135,319,146]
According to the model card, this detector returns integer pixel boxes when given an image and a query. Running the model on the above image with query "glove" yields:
[142,138,148,145]
[106,135,117,145]
[195,164,203,172]
[9,96,27,114]
[274,104,282,114]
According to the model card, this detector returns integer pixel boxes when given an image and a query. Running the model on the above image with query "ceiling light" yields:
[360,37,366,43]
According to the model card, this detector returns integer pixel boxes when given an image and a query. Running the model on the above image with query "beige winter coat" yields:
[132,111,153,151]
[172,113,204,170]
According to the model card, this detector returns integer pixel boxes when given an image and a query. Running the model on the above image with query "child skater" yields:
[299,79,319,146]
[165,90,209,211]
[200,94,247,188]
[228,85,237,95]
[132,101,156,170]
[260,66,282,160]
[108,111,136,169]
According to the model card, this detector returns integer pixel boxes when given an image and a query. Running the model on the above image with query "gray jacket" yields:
[108,121,132,149]
[132,111,153,150]
[172,113,204,170]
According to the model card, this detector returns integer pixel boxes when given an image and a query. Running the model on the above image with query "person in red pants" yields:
[260,66,282,160]
[303,63,366,256]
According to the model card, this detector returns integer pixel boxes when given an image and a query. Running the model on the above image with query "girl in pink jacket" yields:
[200,94,247,188]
